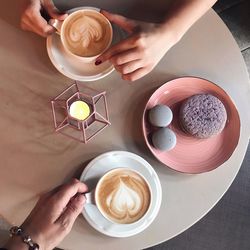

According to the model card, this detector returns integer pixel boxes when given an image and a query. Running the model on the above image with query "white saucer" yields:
[80,151,162,238]
[46,7,127,81]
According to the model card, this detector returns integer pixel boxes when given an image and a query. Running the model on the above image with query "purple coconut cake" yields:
[179,94,227,139]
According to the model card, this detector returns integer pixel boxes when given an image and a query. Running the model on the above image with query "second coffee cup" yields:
[85,168,152,224]
[50,9,113,63]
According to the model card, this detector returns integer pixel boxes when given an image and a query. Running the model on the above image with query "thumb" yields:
[44,1,68,20]
[101,10,136,34]
[56,194,85,231]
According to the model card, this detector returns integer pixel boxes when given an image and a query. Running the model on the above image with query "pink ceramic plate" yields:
[142,77,241,174]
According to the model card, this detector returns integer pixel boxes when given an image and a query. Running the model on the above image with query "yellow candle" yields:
[69,100,90,121]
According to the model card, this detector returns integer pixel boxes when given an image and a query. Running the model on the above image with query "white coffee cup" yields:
[50,9,113,63]
[85,167,153,225]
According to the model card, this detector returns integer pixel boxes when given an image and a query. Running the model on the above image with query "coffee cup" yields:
[85,168,152,224]
[50,9,113,63]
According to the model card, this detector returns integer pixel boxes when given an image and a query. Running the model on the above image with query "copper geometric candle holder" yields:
[51,81,111,143]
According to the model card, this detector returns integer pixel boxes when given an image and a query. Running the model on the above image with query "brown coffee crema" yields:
[63,11,112,57]
[96,169,151,224]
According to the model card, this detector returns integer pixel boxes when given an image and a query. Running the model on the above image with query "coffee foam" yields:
[96,169,151,224]
[63,11,111,57]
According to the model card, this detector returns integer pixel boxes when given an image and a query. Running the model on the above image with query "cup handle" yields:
[49,19,63,34]
[84,190,95,205]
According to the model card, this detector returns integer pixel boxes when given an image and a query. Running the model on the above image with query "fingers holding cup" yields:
[20,0,67,37]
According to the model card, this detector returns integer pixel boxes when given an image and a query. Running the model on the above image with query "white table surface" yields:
[0,1,250,250]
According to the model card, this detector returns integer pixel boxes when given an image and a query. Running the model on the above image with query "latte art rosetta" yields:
[68,16,103,50]
[63,11,112,57]
[97,169,151,224]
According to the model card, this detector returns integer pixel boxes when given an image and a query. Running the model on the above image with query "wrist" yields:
[4,226,41,250]
[21,221,45,249]
[155,23,180,50]
[4,236,28,250]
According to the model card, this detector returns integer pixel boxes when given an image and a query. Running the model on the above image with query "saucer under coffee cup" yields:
[80,151,162,237]
[46,7,127,81]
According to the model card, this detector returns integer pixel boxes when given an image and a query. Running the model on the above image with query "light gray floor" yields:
[1,1,250,250]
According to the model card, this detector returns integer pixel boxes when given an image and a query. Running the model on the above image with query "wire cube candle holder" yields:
[51,81,110,143]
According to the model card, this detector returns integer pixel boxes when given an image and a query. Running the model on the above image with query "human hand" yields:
[20,0,68,37]
[95,10,177,81]
[5,179,88,250]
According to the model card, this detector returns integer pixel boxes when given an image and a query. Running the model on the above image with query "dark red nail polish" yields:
[95,60,102,65]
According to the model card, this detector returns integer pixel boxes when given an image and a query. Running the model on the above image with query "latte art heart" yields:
[97,169,151,224]
[107,178,142,218]
[63,11,112,57]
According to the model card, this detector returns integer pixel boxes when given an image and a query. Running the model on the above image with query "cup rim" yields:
[94,167,153,225]
[60,9,113,59]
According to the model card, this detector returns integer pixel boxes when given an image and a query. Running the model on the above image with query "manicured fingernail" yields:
[95,60,102,65]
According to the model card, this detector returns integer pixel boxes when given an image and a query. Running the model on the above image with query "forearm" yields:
[160,0,217,43]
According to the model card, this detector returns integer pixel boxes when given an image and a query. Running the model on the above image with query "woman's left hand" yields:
[95,10,177,81]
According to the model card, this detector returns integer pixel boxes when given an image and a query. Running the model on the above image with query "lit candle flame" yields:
[69,100,90,120]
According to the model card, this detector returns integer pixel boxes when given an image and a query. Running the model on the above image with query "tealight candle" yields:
[69,100,90,121]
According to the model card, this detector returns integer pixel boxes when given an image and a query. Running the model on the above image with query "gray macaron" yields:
[148,104,173,127]
[152,127,177,151]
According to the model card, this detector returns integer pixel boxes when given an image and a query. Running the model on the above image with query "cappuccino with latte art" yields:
[96,169,151,224]
[62,10,112,57]
[51,9,113,60]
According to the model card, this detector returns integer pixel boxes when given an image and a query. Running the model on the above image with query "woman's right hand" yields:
[4,179,88,250]
[95,11,177,81]
[20,0,67,37]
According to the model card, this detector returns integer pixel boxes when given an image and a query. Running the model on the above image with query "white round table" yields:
[0,1,250,250]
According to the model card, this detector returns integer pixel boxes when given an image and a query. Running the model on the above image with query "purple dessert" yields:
[179,94,227,138]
